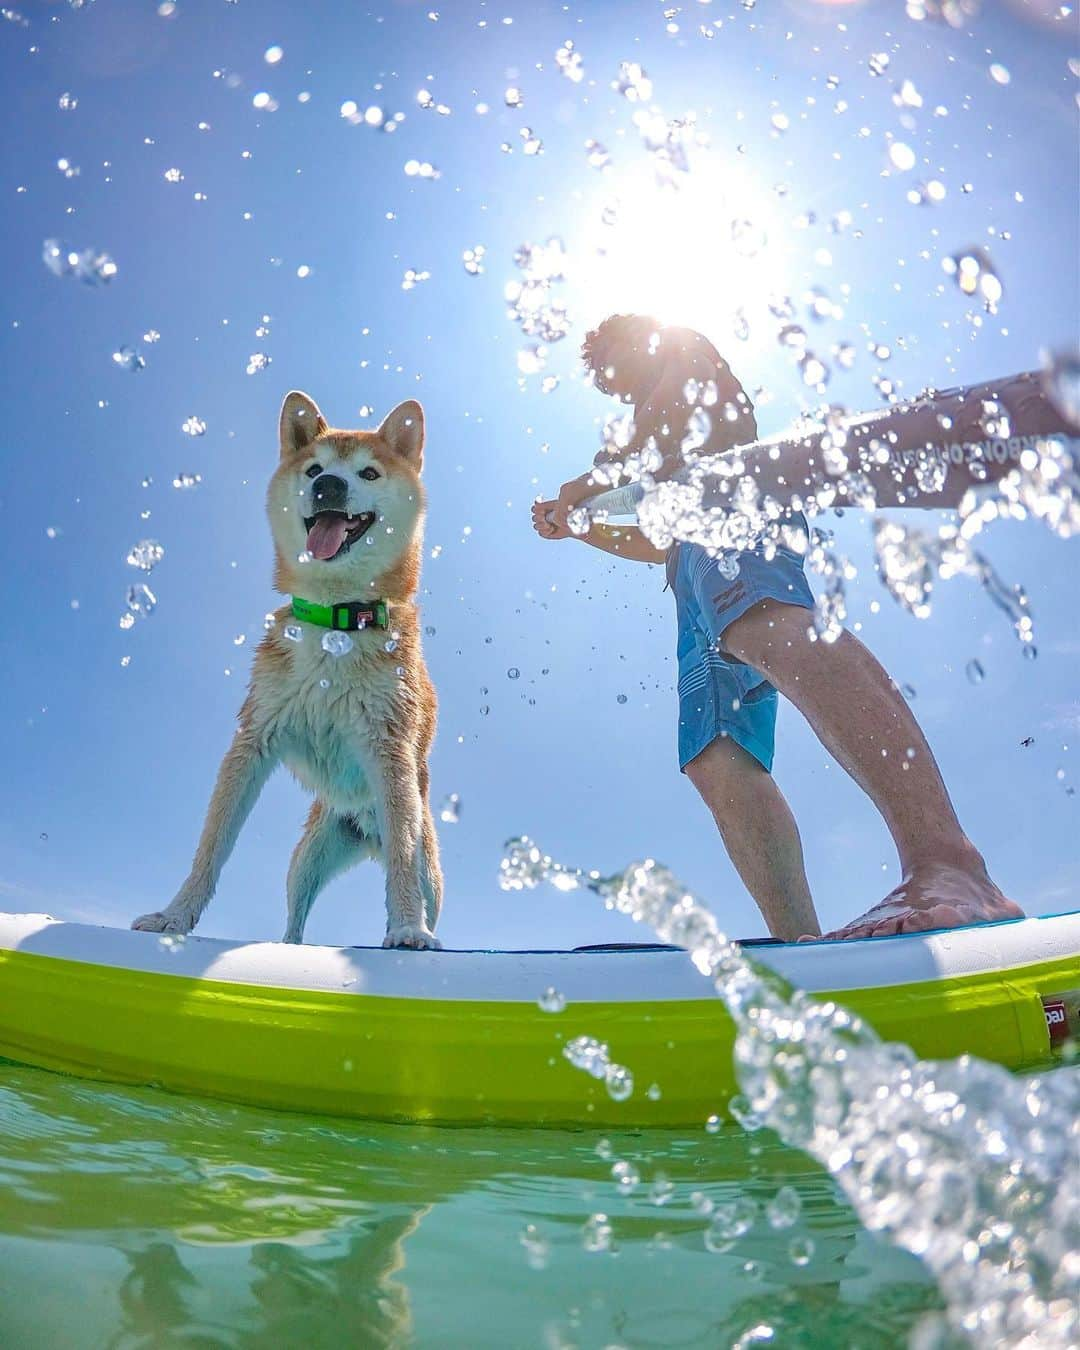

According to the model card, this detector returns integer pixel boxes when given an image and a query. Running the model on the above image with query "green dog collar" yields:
[291,596,390,631]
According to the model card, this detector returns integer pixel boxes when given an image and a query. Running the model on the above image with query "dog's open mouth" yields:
[304,510,377,560]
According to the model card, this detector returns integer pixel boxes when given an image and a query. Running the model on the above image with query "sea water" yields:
[0,1059,950,1350]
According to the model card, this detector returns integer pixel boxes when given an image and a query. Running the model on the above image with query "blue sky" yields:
[1,0,1077,952]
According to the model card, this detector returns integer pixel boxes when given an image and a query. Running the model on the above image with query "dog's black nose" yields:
[311,473,348,513]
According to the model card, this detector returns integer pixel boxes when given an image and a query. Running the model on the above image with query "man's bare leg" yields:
[685,735,821,942]
[722,599,1023,939]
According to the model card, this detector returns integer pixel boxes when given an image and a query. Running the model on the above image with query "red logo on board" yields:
[1044,1000,1068,1045]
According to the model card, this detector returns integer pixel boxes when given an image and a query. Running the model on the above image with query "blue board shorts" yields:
[668,534,815,774]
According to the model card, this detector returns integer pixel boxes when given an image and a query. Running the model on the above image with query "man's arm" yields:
[582,522,667,564]
[530,499,666,563]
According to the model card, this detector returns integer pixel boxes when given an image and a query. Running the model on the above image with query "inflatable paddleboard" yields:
[1,910,1077,1127]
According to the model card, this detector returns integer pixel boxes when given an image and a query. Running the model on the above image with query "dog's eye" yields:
[305,463,323,479]
[358,466,381,481]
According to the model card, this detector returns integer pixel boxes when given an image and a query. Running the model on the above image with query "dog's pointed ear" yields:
[280,391,327,457]
[378,400,425,470]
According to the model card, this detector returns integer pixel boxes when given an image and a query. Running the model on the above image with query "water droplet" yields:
[507,667,520,680]
[979,400,1011,438]
[112,344,145,373]
[125,583,156,617]
[869,52,890,77]
[943,248,1003,310]
[504,86,523,108]
[649,1173,674,1205]
[717,554,741,581]
[788,1235,815,1266]
[43,238,118,286]
[585,138,610,169]
[58,92,78,111]
[605,1063,634,1101]
[519,1222,550,1269]
[319,631,352,656]
[835,342,856,369]
[765,1185,802,1229]
[555,39,584,83]
[439,792,461,824]
[125,539,163,572]
[616,693,628,705]
[537,986,566,1013]
[246,352,271,375]
[889,141,916,172]
[966,658,985,684]
[799,353,829,387]
[611,1159,640,1191]
[705,1196,757,1251]
[462,245,486,275]
[181,415,207,437]
[728,1093,766,1131]
[612,60,652,103]
[581,1213,614,1252]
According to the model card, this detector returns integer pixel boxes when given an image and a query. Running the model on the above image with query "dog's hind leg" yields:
[133,731,276,935]
[284,802,374,944]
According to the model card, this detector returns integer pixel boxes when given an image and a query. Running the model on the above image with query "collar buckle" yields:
[330,600,388,631]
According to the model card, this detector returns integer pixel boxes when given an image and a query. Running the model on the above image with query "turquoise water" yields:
[0,1060,949,1349]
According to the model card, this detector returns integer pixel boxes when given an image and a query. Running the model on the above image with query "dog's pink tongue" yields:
[306,515,348,560]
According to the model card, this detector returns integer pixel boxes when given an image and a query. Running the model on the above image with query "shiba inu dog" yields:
[132,392,443,949]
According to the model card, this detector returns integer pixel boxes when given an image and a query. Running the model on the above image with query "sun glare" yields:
[572,157,790,344]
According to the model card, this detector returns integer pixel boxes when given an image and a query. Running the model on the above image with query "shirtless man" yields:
[532,314,1023,941]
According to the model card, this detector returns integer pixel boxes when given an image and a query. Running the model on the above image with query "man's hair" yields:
[581,313,660,395]
[583,314,758,450]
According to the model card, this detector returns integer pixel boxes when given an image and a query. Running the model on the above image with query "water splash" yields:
[499,839,1079,1349]
[505,238,570,355]
[873,520,1035,648]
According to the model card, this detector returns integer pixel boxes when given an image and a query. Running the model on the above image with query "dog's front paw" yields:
[383,924,442,951]
[132,910,195,935]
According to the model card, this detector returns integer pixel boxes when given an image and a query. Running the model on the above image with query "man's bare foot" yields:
[805,859,1024,941]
